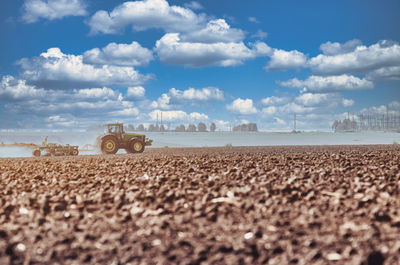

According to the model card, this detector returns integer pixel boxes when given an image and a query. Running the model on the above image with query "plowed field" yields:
[1,145,399,264]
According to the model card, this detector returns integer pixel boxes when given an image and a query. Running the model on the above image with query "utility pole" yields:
[386,105,389,130]
[293,113,296,132]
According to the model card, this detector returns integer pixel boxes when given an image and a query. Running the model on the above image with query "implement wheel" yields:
[101,136,118,154]
[32,150,41,157]
[130,140,145,153]
[72,149,79,156]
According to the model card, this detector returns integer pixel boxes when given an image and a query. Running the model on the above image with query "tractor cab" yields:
[105,123,124,140]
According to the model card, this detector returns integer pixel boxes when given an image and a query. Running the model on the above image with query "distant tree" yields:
[233,123,258,132]
[187,124,196,132]
[248,123,258,132]
[148,124,156,132]
[198,122,207,132]
[127,124,135,131]
[332,120,339,131]
[210,122,216,132]
[160,124,166,132]
[175,124,186,132]
[137,124,145,131]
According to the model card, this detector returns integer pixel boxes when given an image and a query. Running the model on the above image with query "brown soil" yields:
[0,145,400,265]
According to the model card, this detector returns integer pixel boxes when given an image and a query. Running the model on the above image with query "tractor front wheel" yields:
[130,140,145,153]
[101,136,118,154]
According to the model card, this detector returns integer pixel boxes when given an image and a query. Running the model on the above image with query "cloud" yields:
[309,40,400,75]
[342,98,354,107]
[265,49,307,71]
[261,96,290,106]
[126,86,146,99]
[151,93,172,109]
[150,87,224,109]
[180,19,245,43]
[83,41,154,67]
[319,39,362,55]
[260,93,355,122]
[148,109,208,122]
[295,93,332,106]
[169,87,224,101]
[0,75,45,100]
[295,93,354,108]
[277,102,315,114]
[22,0,87,23]
[226,98,257,115]
[183,1,203,10]
[87,0,206,35]
[17,48,151,89]
[74,87,118,100]
[261,106,276,115]
[1,75,147,125]
[155,33,271,67]
[274,117,286,125]
[366,66,400,81]
[110,107,140,116]
[251,29,268,39]
[279,74,373,92]
[248,17,260,23]
[46,115,76,127]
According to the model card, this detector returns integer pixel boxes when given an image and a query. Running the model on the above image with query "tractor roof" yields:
[104,123,123,126]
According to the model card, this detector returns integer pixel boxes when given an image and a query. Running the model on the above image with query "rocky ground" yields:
[0,145,399,265]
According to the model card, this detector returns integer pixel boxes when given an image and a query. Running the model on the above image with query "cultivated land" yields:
[0,145,399,265]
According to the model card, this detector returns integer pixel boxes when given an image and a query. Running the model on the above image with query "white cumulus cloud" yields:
[261,96,290,106]
[366,66,400,81]
[0,75,45,100]
[279,74,373,92]
[148,109,208,122]
[74,87,118,99]
[126,86,146,99]
[169,87,224,101]
[261,106,277,115]
[309,40,400,75]
[22,0,87,23]
[342,98,355,107]
[17,48,151,89]
[319,39,362,55]
[183,1,203,10]
[87,0,206,35]
[181,19,245,43]
[226,98,257,115]
[155,33,271,67]
[83,41,154,67]
[151,93,172,109]
[265,49,307,71]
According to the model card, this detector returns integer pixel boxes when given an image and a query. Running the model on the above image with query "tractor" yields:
[97,123,152,154]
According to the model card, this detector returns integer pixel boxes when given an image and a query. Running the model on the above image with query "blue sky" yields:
[1,0,399,130]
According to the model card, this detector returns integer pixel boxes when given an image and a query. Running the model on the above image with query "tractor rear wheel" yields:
[130,140,145,153]
[101,136,118,154]
[33,150,41,157]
